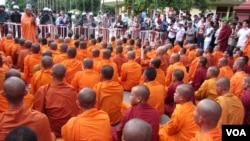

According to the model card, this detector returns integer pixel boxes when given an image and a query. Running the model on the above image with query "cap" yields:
[179,21,184,25]
[75,12,80,15]
[26,4,32,10]
[89,12,93,16]
[82,12,86,15]
[48,8,52,12]
[43,7,49,11]
[13,5,19,9]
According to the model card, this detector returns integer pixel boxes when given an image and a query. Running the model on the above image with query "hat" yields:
[82,12,86,15]
[75,12,80,15]
[13,5,19,9]
[89,12,93,16]
[48,8,52,12]
[26,4,32,9]
[43,7,49,11]
[179,21,184,25]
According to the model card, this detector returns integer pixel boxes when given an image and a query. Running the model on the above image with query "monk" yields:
[156,46,169,72]
[92,48,102,72]
[223,50,234,68]
[0,77,51,141]
[190,57,208,90]
[203,47,214,67]
[113,46,128,76]
[212,46,223,66]
[230,59,249,97]
[61,88,112,141]
[189,48,203,80]
[17,40,32,72]
[71,58,100,91]
[146,58,165,86]
[93,65,123,125]
[21,4,37,43]
[122,118,152,141]
[2,34,15,57]
[241,76,250,125]
[217,57,233,79]
[187,44,196,62]
[191,99,222,141]
[30,56,53,95]
[173,41,181,53]
[40,38,49,52]
[49,42,60,58]
[216,77,244,127]
[0,56,9,91]
[96,49,119,82]
[11,38,22,68]
[0,69,34,113]
[180,48,191,71]
[217,21,232,52]
[120,51,142,91]
[76,41,91,61]
[87,39,97,54]
[195,66,219,102]
[53,43,68,64]
[61,48,82,83]
[5,126,38,141]
[165,53,188,86]
[165,69,184,117]
[34,64,80,137]
[23,43,42,84]
[159,84,199,141]
[241,56,250,75]
[113,85,160,141]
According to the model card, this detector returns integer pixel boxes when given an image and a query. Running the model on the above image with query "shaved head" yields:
[196,48,204,56]
[150,58,161,68]
[103,49,111,59]
[31,43,40,53]
[127,51,136,60]
[3,77,26,104]
[49,42,57,50]
[207,66,220,77]
[234,59,245,71]
[131,85,150,102]
[5,69,21,80]
[78,88,96,109]
[41,56,53,69]
[156,46,167,55]
[52,64,66,80]
[24,40,32,49]
[5,126,38,141]
[116,46,123,54]
[173,69,184,81]
[101,65,113,80]
[170,53,180,64]
[60,43,68,53]
[67,48,77,58]
[216,77,230,94]
[92,48,100,57]
[218,57,228,67]
[42,50,52,57]
[79,41,87,49]
[83,58,93,69]
[176,84,194,101]
[123,118,152,141]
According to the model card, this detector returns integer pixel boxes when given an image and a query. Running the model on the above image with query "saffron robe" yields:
[61,58,82,83]
[112,54,127,76]
[218,66,233,79]
[165,62,188,86]
[53,53,68,64]
[230,71,248,97]
[195,78,218,101]
[24,54,42,84]
[21,13,37,42]
[191,66,207,91]
[240,90,250,125]
[190,127,221,141]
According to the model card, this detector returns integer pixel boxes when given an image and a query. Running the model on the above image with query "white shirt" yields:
[176,27,185,42]
[237,28,250,48]
[204,27,214,42]
[167,25,178,39]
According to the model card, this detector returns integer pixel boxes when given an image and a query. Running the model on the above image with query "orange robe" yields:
[203,53,214,67]
[93,80,123,125]
[30,68,52,95]
[71,69,101,92]
[230,71,248,97]
[41,45,49,52]
[212,51,223,66]
[0,65,9,91]
[53,53,68,64]
[51,50,60,58]
[158,54,170,72]
[113,54,128,76]
[120,60,142,90]
[189,57,201,80]
[96,60,119,82]
[139,68,165,87]
[87,45,97,54]
[61,108,112,141]
[243,37,250,60]
[195,78,218,101]
[216,92,244,127]
[2,39,15,56]
[190,127,221,141]
[180,54,191,68]
[17,48,32,72]
[76,49,91,61]
[34,82,80,137]
[144,81,165,116]
[21,13,37,42]
[24,54,42,84]
[218,66,233,79]
[147,50,156,58]
[165,62,189,86]
[173,44,181,53]
[187,50,196,62]
[93,57,102,72]
[62,58,82,83]
[159,101,199,141]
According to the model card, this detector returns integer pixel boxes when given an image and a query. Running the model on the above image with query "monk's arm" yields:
[165,66,173,86]
[120,65,127,81]
[195,81,207,100]
[33,86,46,113]
[71,73,80,92]
[230,78,236,94]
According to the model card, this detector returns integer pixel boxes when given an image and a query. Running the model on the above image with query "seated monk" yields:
[0,69,34,113]
[216,78,244,127]
[223,50,234,68]
[96,49,119,82]
[122,118,153,141]
[190,99,222,141]
[195,66,219,102]
[113,85,160,141]
[156,46,169,72]
[87,39,97,54]
[159,84,199,141]
[92,48,102,72]
[187,44,196,62]
[76,41,91,61]
[173,41,181,53]
[31,56,53,95]
[203,47,214,67]
[40,38,49,52]
[0,77,52,141]
[121,51,142,91]
[61,48,82,83]
[190,57,208,91]
[241,76,250,125]
[230,59,249,97]
[212,45,223,66]
[165,69,184,117]
[217,57,233,79]
[53,43,68,64]
[0,56,9,91]
[71,58,100,92]
[113,46,128,76]
[34,64,80,137]
[189,48,203,80]
[23,43,42,84]
[49,42,60,58]
[5,126,38,141]
[17,40,32,72]
[61,88,112,141]
[11,38,21,68]
[93,65,123,125]
[143,67,165,117]
[33,50,53,73]
[241,56,250,75]
[2,34,15,57]
[180,48,191,71]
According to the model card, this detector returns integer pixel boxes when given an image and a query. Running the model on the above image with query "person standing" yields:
[0,5,9,37]
[10,5,22,38]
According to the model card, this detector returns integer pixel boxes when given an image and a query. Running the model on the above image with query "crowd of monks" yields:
[0,30,250,141]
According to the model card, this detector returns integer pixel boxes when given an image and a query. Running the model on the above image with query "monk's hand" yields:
[31,17,36,24]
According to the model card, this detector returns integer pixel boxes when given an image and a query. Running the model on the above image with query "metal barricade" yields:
[38,24,55,39]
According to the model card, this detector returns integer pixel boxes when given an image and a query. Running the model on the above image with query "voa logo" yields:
[226,129,247,136]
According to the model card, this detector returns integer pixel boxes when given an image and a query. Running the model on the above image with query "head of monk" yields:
[31,43,40,54]
[101,65,113,81]
[195,48,203,57]
[102,49,111,60]
[5,126,38,141]
[127,51,136,60]
[206,66,219,79]
[83,58,93,70]
[172,69,184,82]
[77,88,96,110]
[24,40,32,49]
[194,99,222,129]
[42,50,52,57]
[60,43,68,53]
[130,85,150,106]
[49,42,57,50]
[143,67,156,83]
[3,77,26,106]
[233,59,245,72]
[216,77,230,96]
[67,48,77,59]
[79,41,87,49]
[122,118,152,141]
[169,53,180,64]
[198,57,207,67]
[5,69,21,80]
[218,57,228,68]
[41,56,53,69]
[116,46,123,54]
[52,64,66,81]
[243,76,250,91]
[92,48,100,58]
[149,58,161,69]
[174,84,194,104]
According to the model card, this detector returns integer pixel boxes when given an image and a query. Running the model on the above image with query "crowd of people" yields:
[0,2,250,141]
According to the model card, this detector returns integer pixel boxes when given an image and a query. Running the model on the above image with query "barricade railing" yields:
[0,22,167,43]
